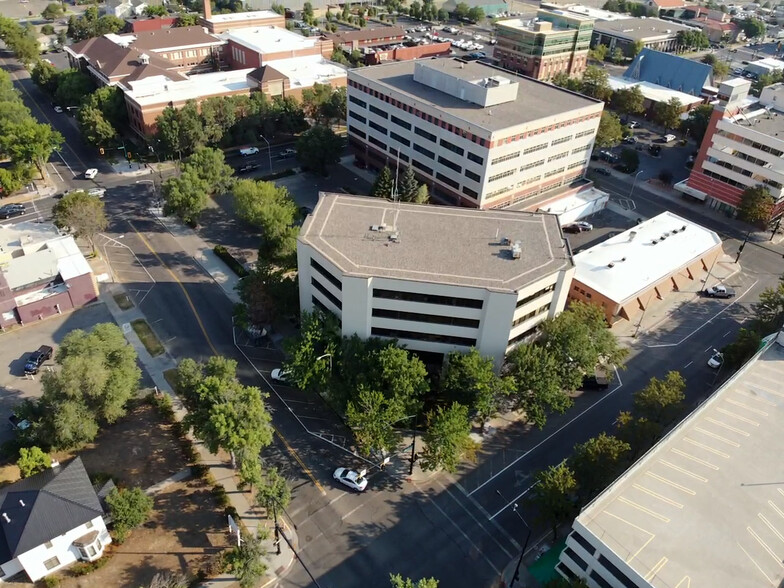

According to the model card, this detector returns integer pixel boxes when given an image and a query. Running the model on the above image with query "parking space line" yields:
[632,484,683,509]
[645,557,668,582]
[340,502,368,522]
[658,460,709,482]
[735,390,777,406]
[670,448,719,471]
[748,384,784,400]
[716,407,760,426]
[683,437,731,458]
[769,501,784,522]
[759,514,784,546]
[617,497,670,523]
[693,427,741,447]
[603,510,655,539]
[627,534,655,565]
[725,398,769,416]
[704,418,751,437]
[645,472,696,495]
[748,527,784,568]
[739,541,775,585]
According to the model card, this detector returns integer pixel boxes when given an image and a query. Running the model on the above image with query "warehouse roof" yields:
[299,193,573,292]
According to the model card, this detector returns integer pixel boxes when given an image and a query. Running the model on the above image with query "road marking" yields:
[273,424,326,495]
[48,162,63,182]
[683,361,693,368]
[617,496,670,523]
[759,513,784,547]
[725,398,769,417]
[468,366,624,496]
[739,541,775,585]
[632,484,683,508]
[645,471,696,495]
[658,459,709,482]
[645,557,669,582]
[490,483,537,520]
[705,345,714,352]
[340,502,367,521]
[723,330,732,337]
[670,448,720,471]
[748,527,784,568]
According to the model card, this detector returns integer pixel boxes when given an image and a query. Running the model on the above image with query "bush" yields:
[70,555,110,576]
[41,24,55,35]
[213,245,249,278]
[43,575,60,587]
[212,484,230,507]
[106,487,154,542]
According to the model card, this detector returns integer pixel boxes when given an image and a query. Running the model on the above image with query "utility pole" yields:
[735,230,751,263]
[496,490,532,588]
[409,416,418,476]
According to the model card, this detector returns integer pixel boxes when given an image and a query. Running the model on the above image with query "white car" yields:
[707,350,724,369]
[270,368,291,383]
[239,147,259,157]
[84,168,98,179]
[333,467,368,492]
[53,105,63,113]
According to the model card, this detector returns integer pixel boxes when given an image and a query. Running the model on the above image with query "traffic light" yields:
[99,147,104,155]
[127,152,132,160]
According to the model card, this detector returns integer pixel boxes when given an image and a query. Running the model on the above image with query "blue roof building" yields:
[624,48,711,96]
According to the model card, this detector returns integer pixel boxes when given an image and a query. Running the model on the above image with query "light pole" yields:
[135,179,156,200]
[629,169,644,199]
[259,133,273,172]
[496,490,532,588]
[316,353,332,371]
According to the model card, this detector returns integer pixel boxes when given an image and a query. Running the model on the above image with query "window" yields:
[371,327,477,347]
[86,521,94,529]
[438,156,462,173]
[350,128,366,139]
[349,95,366,108]
[491,151,521,165]
[44,541,53,549]
[523,142,548,155]
[562,548,587,571]
[415,127,437,142]
[369,104,388,118]
[413,144,435,159]
[521,159,545,171]
[467,152,484,165]
[391,115,411,130]
[310,258,342,290]
[436,172,459,189]
[440,138,465,156]
[524,175,541,184]
[511,303,549,327]
[489,169,515,183]
[551,135,573,145]
[373,289,483,309]
[486,185,514,198]
[575,129,594,138]
[572,144,591,154]
[369,120,387,135]
[390,131,410,147]
[390,148,409,162]
[597,555,638,588]
[465,169,481,182]
[516,284,555,307]
[372,308,480,328]
[311,277,342,309]
[544,167,565,178]
[312,296,340,322]
[507,325,539,345]
[463,186,478,198]
[412,160,433,175]
[589,571,613,588]
[43,556,61,571]
[548,151,569,162]
[567,160,585,170]
[349,111,366,124]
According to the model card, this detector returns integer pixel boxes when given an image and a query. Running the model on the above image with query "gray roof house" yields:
[0,458,111,582]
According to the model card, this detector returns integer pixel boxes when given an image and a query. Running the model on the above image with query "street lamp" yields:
[135,179,156,200]
[496,490,532,588]
[316,353,332,371]
[629,169,645,199]
[259,133,273,172]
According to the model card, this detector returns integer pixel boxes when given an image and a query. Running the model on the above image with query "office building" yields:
[347,58,603,210]
[678,78,784,218]
[558,332,784,588]
[297,193,576,367]
[493,9,594,81]
[592,18,696,54]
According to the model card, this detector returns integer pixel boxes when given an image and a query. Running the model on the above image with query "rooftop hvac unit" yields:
[652,239,658,244]
[370,224,387,232]
[607,262,615,268]
[511,241,522,259]
[501,236,511,246]
[389,233,399,243]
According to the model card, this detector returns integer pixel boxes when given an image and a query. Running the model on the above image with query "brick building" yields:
[325,26,406,52]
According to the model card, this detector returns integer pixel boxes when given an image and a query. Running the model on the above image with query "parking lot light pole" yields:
[259,133,273,172]
[496,490,532,588]
[629,170,644,199]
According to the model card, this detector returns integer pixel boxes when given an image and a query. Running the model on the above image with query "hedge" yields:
[213,245,249,278]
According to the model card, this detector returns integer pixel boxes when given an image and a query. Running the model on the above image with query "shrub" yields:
[105,486,154,542]
[43,575,60,587]
[213,245,249,278]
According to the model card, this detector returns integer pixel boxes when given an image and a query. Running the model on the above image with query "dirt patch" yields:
[58,479,229,588]
[53,402,188,489]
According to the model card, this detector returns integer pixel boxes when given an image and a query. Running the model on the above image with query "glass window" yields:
[43,556,60,571]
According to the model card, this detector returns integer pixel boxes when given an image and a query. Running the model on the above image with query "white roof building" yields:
[608,76,704,109]
[124,68,254,107]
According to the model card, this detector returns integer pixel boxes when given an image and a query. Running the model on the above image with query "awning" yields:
[674,179,707,201]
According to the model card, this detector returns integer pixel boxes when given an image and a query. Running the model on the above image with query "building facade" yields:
[347,58,603,210]
[678,78,784,218]
[592,17,696,53]
[493,9,594,81]
[297,193,575,367]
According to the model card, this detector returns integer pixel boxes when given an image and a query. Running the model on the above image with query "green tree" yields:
[754,281,784,331]
[398,166,419,202]
[303,1,315,20]
[77,106,118,147]
[162,170,209,224]
[722,328,762,370]
[589,44,608,62]
[420,402,477,473]
[712,60,730,81]
[53,69,95,108]
[467,6,484,21]
[52,190,108,252]
[701,53,717,66]
[681,104,713,143]
[569,433,630,499]
[82,85,128,134]
[633,371,686,425]
[182,146,235,195]
[611,86,645,116]
[595,111,623,148]
[154,101,206,158]
[437,8,449,21]
[236,262,298,327]
[376,346,429,416]
[582,65,613,102]
[176,12,200,26]
[615,411,662,456]
[530,462,577,539]
[505,344,571,428]
[41,3,64,20]
[347,387,406,457]
[106,486,153,542]
[302,83,345,125]
[0,16,40,65]
[283,311,341,393]
[371,166,395,198]
[0,119,63,179]
[737,184,775,225]
[233,179,298,264]
[620,147,639,172]
[653,97,683,131]
[144,4,168,16]
[552,71,583,92]
[390,575,439,588]
[31,61,59,95]
[297,125,343,175]
[629,39,644,57]
[225,531,268,588]
[611,46,625,64]
[237,447,262,492]
[742,16,767,39]
[454,2,470,19]
[255,466,291,518]
[0,164,33,197]
[17,446,51,478]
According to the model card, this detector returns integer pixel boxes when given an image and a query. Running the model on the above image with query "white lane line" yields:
[468,366,624,496]
[48,162,63,182]
[490,483,537,520]
[683,361,693,368]
[340,502,367,521]
[55,149,77,178]
[723,330,732,337]
[705,345,714,352]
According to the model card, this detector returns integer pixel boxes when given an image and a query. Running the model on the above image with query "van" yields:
[663,134,676,142]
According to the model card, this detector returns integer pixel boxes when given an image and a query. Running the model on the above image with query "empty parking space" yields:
[96,233,155,304]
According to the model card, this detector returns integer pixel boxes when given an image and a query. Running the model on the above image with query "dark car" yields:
[581,375,610,391]
[594,168,611,176]
[237,163,260,174]
[0,204,25,219]
[24,345,53,375]
[648,144,662,156]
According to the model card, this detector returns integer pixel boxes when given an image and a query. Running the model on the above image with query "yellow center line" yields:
[127,220,326,495]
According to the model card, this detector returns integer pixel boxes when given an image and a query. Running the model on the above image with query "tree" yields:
[589,44,608,62]
[569,434,630,499]
[712,60,730,82]
[255,466,290,514]
[41,2,64,20]
[595,111,623,148]
[347,387,406,457]
[552,71,583,92]
[182,146,235,195]
[530,462,577,539]
[722,328,762,370]
[737,184,775,225]
[17,446,51,478]
[454,2,470,19]
[633,371,686,425]
[0,119,63,179]
[82,85,128,136]
[420,402,477,473]
[390,575,439,588]
[77,106,118,147]
[233,179,298,264]
[31,61,59,95]
[371,166,395,199]
[154,101,206,158]
[611,86,645,116]
[467,6,484,21]
[236,262,298,327]
[283,311,341,394]
[505,344,571,428]
[297,125,343,176]
[742,17,767,40]
[148,571,190,588]
[105,486,153,542]
[615,412,662,455]
[144,4,168,16]
[611,47,625,64]
[701,53,717,66]
[581,65,613,102]
[176,13,200,27]
[629,39,644,57]
[0,16,40,65]
[681,104,713,143]
[303,1,315,20]
[0,165,32,197]
[67,7,124,41]
[754,281,784,331]
[620,147,639,172]
[302,83,345,125]
[437,8,449,21]
[376,346,429,416]
[53,69,95,108]
[658,169,673,185]
[652,97,683,131]
[162,170,210,224]
[224,531,268,588]
[52,190,108,252]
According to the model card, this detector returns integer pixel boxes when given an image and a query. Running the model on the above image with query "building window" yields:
[369,120,387,135]
[371,327,477,347]
[462,186,478,198]
[372,308,480,328]
[310,258,342,290]
[44,541,53,549]
[390,131,410,147]
[369,135,386,150]
[43,556,61,571]
[350,128,366,139]
[438,156,462,173]
[369,104,388,119]
[544,167,565,178]
[570,532,596,555]
[413,144,435,159]
[436,172,460,189]
[349,111,366,124]
[391,115,411,130]
[465,169,480,182]
[414,127,437,142]
[440,138,465,156]
[523,142,548,155]
[589,571,613,588]
[373,288,483,309]
[575,129,594,138]
[467,151,484,165]
[522,159,545,170]
[562,548,587,571]
[411,160,433,175]
[349,95,366,108]
[597,555,637,588]
[311,277,342,309]
[548,151,569,162]
[491,151,521,165]
[551,135,573,145]
[507,325,539,345]
[516,284,555,308]
[489,169,515,183]
[511,303,550,327]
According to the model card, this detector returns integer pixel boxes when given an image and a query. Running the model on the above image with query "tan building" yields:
[325,26,405,52]
[493,9,594,81]
[568,212,722,324]
[200,5,284,34]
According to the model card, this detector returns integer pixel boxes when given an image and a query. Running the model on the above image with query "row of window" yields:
[717,128,784,157]
[517,283,555,308]
[371,327,477,347]
[373,288,483,309]
[311,258,341,291]
[312,277,341,310]
[372,308,480,328]
[548,150,569,162]
[489,168,515,183]
[312,296,340,325]
[491,151,521,165]
[511,302,550,328]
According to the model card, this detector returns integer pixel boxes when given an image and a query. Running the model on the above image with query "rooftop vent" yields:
[370,224,387,232]
[621,257,626,262]
[607,262,615,268]
[652,239,658,244]
[18,500,24,507]
[511,240,522,259]
[389,233,399,243]
[139,52,150,65]
[501,236,511,246]
[681,225,687,231]
[628,231,637,241]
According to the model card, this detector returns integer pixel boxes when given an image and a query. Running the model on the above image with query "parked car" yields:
[237,163,259,174]
[8,415,30,431]
[333,467,368,492]
[707,350,724,369]
[278,148,296,159]
[53,105,63,113]
[627,121,639,129]
[563,221,594,233]
[594,168,611,176]
[0,204,25,219]
[271,368,291,382]
[623,136,637,144]
[239,147,259,157]
[704,285,736,298]
[87,187,105,198]
[648,144,662,156]
[84,168,98,179]
[663,134,677,143]
[24,345,53,375]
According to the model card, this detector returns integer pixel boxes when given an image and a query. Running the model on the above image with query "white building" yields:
[558,332,784,588]
[346,58,604,210]
[297,193,576,366]
[0,457,111,582]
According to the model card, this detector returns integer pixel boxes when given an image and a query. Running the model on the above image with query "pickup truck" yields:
[24,345,53,375]
[704,285,735,299]
[239,147,259,157]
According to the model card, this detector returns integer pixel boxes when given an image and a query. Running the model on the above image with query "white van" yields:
[663,134,677,142]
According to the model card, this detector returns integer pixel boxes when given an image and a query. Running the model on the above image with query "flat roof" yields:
[496,12,593,33]
[269,56,346,89]
[300,193,573,293]
[205,10,280,23]
[0,222,61,253]
[608,77,704,107]
[223,26,316,54]
[575,337,784,588]
[593,17,695,40]
[725,105,784,138]
[572,212,720,303]
[125,68,253,106]
[348,58,600,133]
[550,4,632,21]
[4,248,59,290]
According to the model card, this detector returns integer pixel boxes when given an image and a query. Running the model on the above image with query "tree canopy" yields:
[296,125,343,176]
[569,433,630,499]
[390,575,439,588]
[611,86,645,116]
[506,343,572,428]
[161,170,210,224]
[106,486,153,542]
[682,104,713,143]
[737,185,774,225]
[741,17,766,40]
[67,6,124,42]
[182,146,235,195]
[653,97,683,131]
[52,190,108,252]
[233,179,299,264]
[17,446,51,478]
[420,402,477,473]
[632,371,685,425]
[530,462,577,539]
[595,112,623,148]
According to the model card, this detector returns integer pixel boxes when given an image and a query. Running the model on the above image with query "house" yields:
[0,457,111,582]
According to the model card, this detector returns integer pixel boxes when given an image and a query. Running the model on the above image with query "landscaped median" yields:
[130,318,165,357]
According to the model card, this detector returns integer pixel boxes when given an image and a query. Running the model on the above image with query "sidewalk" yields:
[91,259,296,586]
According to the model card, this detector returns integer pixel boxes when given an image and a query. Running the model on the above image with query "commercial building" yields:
[568,212,722,325]
[222,26,333,69]
[0,223,98,329]
[493,9,594,81]
[346,58,604,210]
[678,78,784,218]
[592,18,697,53]
[200,8,284,34]
[297,193,575,367]
[607,77,703,114]
[326,26,406,52]
[558,332,784,588]
[624,48,711,97]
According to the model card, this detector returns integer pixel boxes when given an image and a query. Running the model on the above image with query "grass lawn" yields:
[131,318,164,357]
[113,292,134,311]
